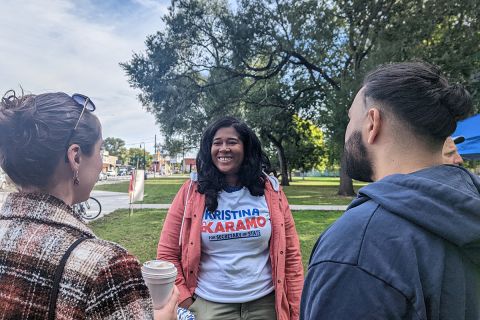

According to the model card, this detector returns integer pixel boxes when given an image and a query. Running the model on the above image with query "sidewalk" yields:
[1,190,348,221]
[91,191,348,217]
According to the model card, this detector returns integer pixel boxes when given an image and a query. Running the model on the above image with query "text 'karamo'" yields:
[202,216,267,233]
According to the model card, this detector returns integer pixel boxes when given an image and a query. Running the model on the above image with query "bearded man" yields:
[300,62,480,320]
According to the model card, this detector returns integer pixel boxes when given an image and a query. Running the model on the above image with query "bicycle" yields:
[74,197,102,220]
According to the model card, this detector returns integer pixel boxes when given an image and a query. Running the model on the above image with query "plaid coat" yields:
[0,192,153,319]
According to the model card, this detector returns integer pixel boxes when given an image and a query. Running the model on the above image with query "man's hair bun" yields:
[441,83,473,121]
[363,61,474,144]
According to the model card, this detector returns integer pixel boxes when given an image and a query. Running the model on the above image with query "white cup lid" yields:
[141,267,177,279]
[143,260,175,270]
[142,260,177,277]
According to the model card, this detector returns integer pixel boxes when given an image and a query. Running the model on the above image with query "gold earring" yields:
[73,171,80,185]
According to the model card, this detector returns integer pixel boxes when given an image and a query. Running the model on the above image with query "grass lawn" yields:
[95,178,186,204]
[95,176,366,205]
[90,209,343,271]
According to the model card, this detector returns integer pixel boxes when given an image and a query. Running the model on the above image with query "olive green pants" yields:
[189,292,276,320]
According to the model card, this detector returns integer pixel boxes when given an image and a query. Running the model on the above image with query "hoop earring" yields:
[73,171,80,185]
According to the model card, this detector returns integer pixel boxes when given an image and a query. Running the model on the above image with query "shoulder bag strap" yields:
[48,236,89,320]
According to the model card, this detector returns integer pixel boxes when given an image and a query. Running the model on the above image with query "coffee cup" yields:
[141,260,177,309]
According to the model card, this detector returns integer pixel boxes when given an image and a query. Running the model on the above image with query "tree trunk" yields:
[289,169,293,182]
[266,133,290,186]
[338,156,355,196]
[277,145,289,186]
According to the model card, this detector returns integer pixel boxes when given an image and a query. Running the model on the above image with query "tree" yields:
[116,147,129,165]
[104,137,126,156]
[120,0,381,188]
[123,0,479,192]
[163,135,198,158]
[163,138,184,158]
[370,0,480,109]
[103,137,128,165]
[122,0,329,186]
[284,116,327,179]
[127,148,153,169]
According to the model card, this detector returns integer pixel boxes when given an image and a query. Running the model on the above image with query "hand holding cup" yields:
[154,286,179,320]
[142,260,178,310]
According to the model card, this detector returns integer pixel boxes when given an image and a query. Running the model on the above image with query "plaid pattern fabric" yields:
[0,192,153,319]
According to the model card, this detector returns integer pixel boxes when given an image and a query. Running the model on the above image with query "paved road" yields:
[1,190,348,222]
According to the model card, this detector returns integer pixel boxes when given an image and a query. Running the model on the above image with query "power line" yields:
[124,139,156,146]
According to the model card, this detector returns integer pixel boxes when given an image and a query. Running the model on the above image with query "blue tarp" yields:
[452,114,480,160]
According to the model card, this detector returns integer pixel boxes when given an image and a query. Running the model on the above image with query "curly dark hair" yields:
[0,90,101,188]
[196,116,270,212]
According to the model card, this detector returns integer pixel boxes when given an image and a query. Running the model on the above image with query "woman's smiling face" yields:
[211,126,244,184]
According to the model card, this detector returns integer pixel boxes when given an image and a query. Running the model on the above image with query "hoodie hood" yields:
[351,165,480,265]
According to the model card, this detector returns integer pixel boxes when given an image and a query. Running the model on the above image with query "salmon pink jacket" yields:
[157,174,304,320]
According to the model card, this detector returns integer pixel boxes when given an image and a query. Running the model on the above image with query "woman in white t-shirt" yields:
[157,116,304,320]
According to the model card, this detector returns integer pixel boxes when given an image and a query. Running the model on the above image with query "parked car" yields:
[118,168,128,176]
[98,172,107,181]
[106,169,117,177]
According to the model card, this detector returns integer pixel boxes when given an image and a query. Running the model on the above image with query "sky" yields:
[0,0,170,153]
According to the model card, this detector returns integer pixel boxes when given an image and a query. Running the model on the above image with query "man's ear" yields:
[366,108,381,145]
[66,144,81,171]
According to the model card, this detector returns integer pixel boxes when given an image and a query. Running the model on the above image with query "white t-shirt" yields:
[195,187,274,303]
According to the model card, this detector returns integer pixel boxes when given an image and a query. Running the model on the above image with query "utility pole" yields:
[140,142,147,180]
[182,136,185,174]
[143,144,146,170]
[154,134,157,178]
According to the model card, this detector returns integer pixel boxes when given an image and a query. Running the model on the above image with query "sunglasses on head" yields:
[65,93,96,148]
